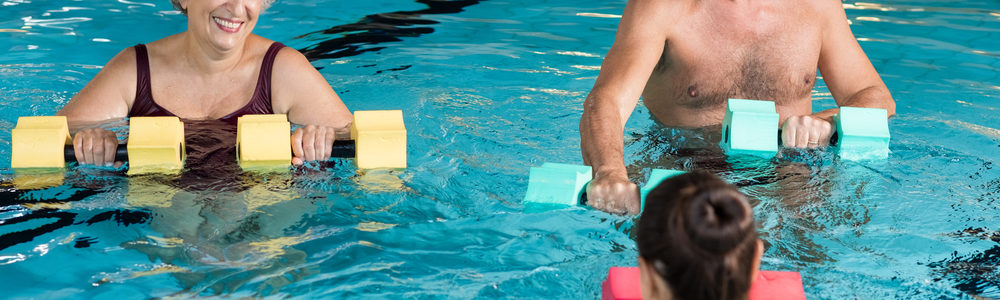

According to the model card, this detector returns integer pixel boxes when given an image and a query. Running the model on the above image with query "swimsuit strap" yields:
[128,44,172,117]
[256,41,285,106]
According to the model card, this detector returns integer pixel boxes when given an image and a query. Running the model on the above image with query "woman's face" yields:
[180,0,263,51]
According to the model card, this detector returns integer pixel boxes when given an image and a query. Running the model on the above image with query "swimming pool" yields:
[1,0,998,298]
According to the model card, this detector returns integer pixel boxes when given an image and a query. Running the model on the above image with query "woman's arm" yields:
[57,47,136,123]
[270,47,353,165]
[56,47,137,166]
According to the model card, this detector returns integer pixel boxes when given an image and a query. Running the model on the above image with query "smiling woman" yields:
[55,0,352,167]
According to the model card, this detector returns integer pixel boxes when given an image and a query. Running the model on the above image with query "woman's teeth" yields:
[213,17,241,30]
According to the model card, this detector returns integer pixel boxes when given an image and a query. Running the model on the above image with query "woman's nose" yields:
[222,0,257,16]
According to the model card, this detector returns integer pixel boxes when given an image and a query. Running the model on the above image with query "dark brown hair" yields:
[637,170,758,300]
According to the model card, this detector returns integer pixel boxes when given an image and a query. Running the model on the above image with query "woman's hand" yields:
[72,128,120,166]
[781,115,834,148]
[290,125,338,165]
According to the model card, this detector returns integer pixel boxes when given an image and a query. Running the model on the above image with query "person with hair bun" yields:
[637,170,764,300]
[58,0,351,167]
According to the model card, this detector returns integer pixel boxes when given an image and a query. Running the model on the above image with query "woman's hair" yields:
[169,0,276,15]
[637,170,758,300]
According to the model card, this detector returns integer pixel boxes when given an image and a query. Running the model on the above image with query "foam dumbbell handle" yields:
[287,139,357,159]
[775,131,840,146]
[63,144,129,162]
[60,140,354,163]
[329,140,356,158]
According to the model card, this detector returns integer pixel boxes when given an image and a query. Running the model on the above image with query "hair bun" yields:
[637,170,759,299]
[683,188,754,255]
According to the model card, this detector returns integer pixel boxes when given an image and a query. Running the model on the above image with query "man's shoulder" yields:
[626,0,695,13]
[801,0,847,21]
[622,0,696,28]
[803,0,846,10]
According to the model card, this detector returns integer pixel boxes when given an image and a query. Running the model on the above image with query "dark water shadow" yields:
[929,171,1000,298]
[930,226,1000,298]
[294,0,483,61]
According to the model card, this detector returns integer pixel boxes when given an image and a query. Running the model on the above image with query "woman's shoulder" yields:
[142,33,187,61]
[57,44,140,119]
[248,35,301,61]
[94,45,139,85]
[265,37,344,115]
[268,40,314,75]
[106,45,139,68]
[242,35,297,67]
[143,33,182,49]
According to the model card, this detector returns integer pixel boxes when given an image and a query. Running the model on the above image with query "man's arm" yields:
[782,0,895,148]
[815,0,895,120]
[580,0,675,214]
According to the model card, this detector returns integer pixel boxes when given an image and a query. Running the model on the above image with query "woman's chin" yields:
[209,37,244,51]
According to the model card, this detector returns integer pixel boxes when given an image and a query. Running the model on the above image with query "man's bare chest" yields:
[647,8,822,110]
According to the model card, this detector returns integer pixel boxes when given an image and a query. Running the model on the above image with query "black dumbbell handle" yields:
[775,131,840,146]
[64,144,128,162]
[62,140,358,162]
[330,140,356,158]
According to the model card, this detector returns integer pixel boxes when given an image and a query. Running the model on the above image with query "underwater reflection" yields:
[1,119,397,296]
[625,121,889,266]
[114,120,321,296]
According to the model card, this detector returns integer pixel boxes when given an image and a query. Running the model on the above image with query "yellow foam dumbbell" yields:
[237,114,293,168]
[351,110,406,169]
[11,116,73,169]
[9,116,74,189]
[9,116,185,173]
[236,110,407,169]
[126,116,186,174]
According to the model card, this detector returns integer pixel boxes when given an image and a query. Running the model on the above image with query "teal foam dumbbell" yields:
[523,162,592,206]
[523,163,684,212]
[639,169,686,209]
[720,99,780,157]
[720,98,891,160]
[834,106,890,160]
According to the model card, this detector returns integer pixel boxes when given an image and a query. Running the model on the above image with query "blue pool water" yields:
[1,0,998,298]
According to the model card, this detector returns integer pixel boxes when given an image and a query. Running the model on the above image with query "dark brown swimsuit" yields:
[127,42,285,125]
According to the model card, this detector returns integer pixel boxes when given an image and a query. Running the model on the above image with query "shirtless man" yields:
[580,0,897,215]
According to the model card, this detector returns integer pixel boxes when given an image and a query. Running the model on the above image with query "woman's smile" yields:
[212,16,243,33]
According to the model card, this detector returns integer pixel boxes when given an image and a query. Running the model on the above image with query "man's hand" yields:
[585,172,641,215]
[781,115,834,148]
[72,128,121,167]
[290,125,337,165]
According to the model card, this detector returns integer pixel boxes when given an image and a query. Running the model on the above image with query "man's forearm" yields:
[813,85,896,122]
[580,95,629,179]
